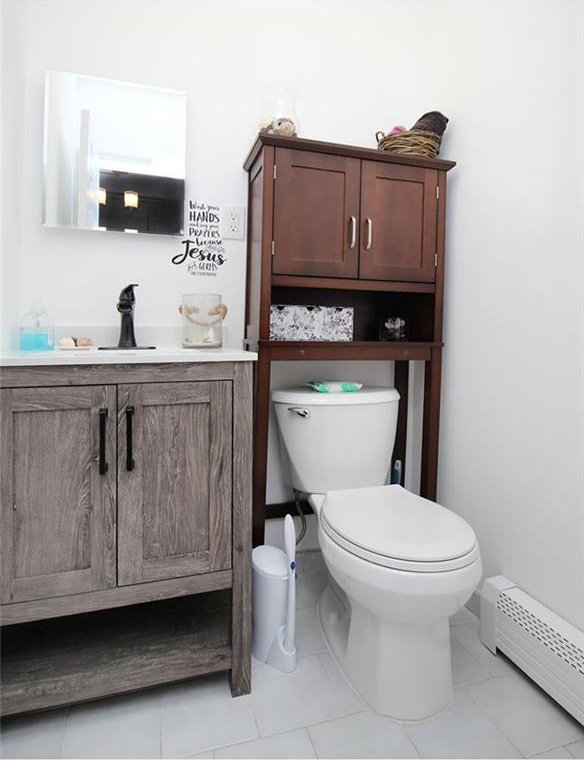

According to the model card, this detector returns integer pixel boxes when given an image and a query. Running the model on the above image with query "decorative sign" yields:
[171,201,227,277]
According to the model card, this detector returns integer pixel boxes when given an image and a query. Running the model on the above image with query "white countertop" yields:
[0,347,257,367]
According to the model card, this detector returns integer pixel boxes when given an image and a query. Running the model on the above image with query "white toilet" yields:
[272,386,482,721]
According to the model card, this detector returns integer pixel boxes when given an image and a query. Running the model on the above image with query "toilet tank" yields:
[272,387,400,494]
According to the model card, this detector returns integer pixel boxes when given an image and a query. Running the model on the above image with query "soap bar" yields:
[306,381,363,393]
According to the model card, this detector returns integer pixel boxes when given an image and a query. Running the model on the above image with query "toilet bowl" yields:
[272,387,482,721]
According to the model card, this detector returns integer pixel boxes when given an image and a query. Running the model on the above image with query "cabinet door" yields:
[359,161,438,282]
[117,381,232,585]
[0,386,116,604]
[272,148,360,278]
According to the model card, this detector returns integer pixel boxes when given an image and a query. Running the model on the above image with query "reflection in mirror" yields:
[43,70,186,236]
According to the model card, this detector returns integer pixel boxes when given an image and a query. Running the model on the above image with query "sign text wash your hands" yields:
[171,201,227,276]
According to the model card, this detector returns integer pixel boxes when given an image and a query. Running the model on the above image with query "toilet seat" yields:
[321,485,479,573]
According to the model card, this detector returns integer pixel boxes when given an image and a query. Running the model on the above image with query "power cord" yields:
[293,489,307,545]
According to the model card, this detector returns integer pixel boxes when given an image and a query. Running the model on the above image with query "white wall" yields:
[2,0,582,628]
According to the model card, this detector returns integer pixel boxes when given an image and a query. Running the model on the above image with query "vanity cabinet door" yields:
[359,161,438,282]
[272,148,360,278]
[117,381,232,585]
[0,386,116,604]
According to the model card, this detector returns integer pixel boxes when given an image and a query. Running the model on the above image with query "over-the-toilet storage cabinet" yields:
[271,147,438,282]
[244,134,455,545]
[0,361,252,716]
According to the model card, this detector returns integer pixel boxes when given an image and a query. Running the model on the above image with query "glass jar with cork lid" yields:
[179,294,228,348]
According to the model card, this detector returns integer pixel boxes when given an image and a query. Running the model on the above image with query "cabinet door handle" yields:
[349,216,357,249]
[98,408,108,475]
[126,405,135,471]
[365,217,373,250]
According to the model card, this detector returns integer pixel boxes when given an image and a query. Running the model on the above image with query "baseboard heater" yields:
[480,575,584,726]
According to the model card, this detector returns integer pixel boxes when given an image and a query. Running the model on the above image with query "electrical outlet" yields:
[221,206,245,240]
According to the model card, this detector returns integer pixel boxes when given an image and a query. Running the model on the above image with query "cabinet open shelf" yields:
[1,591,232,716]
[271,287,436,344]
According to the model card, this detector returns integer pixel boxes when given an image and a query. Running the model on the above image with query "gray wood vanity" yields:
[0,350,255,715]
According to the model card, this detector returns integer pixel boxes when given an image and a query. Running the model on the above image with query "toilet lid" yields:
[321,485,478,571]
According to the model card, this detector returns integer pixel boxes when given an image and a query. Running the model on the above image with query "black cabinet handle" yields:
[126,405,135,471]
[99,408,108,475]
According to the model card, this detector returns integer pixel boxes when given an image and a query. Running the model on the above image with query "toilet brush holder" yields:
[251,516,297,672]
[267,625,297,673]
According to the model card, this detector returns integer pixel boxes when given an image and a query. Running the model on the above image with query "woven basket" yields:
[376,129,442,158]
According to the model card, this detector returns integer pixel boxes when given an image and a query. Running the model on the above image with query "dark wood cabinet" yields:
[1,385,116,605]
[359,161,438,282]
[270,147,439,283]
[272,148,360,278]
[243,134,455,545]
[0,361,253,715]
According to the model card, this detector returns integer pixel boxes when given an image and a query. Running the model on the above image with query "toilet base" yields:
[318,583,453,721]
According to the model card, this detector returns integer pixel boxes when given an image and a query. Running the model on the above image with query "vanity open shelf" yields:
[1,591,231,716]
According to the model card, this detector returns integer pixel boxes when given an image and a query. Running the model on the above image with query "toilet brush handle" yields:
[283,514,296,653]
[285,569,296,652]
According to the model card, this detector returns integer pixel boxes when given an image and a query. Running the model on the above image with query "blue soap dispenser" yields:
[19,300,54,351]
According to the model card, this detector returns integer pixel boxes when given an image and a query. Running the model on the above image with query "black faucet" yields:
[117,283,139,348]
[99,284,155,350]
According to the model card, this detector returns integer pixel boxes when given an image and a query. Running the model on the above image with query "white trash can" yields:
[252,544,296,671]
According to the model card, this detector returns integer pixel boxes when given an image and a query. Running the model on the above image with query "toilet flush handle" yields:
[288,406,310,419]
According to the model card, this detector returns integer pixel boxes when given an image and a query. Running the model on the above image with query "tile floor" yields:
[1,551,583,760]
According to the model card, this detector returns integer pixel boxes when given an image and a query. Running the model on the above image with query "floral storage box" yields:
[322,306,354,341]
[270,305,353,341]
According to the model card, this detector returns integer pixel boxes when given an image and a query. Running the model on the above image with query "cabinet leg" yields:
[421,348,442,500]
[231,363,253,697]
[392,361,409,484]
[230,668,251,697]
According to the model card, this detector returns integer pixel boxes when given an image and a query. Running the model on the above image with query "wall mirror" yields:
[43,70,186,236]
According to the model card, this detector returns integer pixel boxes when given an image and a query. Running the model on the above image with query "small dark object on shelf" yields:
[379,317,408,342]
[411,111,449,135]
[376,111,449,158]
